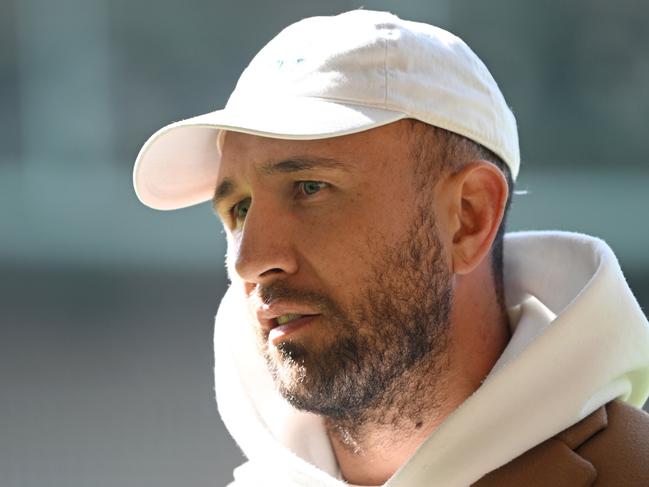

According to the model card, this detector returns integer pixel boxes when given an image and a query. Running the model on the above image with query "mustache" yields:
[255,281,341,316]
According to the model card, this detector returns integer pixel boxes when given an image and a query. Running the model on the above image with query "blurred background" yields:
[1,0,648,485]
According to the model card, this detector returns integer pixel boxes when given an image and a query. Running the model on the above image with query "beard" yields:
[254,201,452,423]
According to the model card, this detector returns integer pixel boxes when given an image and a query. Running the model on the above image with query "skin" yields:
[213,120,511,485]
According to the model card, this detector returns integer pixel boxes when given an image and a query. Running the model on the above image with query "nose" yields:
[231,200,299,289]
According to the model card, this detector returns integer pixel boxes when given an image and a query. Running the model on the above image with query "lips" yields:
[268,314,320,345]
[255,303,321,341]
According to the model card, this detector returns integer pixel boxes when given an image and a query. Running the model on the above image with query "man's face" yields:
[213,121,453,419]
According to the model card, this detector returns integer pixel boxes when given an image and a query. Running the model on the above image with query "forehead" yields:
[216,120,414,178]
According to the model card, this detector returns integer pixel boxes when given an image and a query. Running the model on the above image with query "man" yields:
[133,10,649,486]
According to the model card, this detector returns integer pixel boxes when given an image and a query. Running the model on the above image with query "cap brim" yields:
[133,98,406,210]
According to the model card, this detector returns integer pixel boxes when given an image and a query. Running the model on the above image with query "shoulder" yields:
[575,399,649,485]
[474,400,649,486]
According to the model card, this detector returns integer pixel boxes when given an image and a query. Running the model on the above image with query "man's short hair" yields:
[407,120,514,310]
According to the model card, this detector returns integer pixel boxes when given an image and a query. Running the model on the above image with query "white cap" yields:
[133,10,520,210]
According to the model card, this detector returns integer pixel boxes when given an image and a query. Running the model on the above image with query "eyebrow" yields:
[213,179,235,210]
[259,156,346,175]
[212,156,348,210]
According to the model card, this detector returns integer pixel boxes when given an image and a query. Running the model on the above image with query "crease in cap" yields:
[133,9,520,211]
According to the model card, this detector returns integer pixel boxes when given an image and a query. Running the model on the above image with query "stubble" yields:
[255,193,453,439]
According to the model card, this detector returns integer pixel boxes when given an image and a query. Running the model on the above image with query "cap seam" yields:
[169,95,514,167]
[229,94,400,113]
[157,95,515,170]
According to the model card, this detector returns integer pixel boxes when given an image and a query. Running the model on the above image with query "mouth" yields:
[268,313,320,345]
[255,301,323,345]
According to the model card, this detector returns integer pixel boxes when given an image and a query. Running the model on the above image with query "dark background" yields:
[1,1,647,486]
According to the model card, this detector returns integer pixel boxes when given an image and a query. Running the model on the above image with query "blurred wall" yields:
[1,1,648,486]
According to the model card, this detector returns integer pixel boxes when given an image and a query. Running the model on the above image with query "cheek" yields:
[298,199,406,290]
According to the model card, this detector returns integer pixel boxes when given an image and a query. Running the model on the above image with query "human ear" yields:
[448,162,508,274]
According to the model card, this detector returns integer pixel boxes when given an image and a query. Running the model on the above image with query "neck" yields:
[325,356,459,485]
[329,270,510,485]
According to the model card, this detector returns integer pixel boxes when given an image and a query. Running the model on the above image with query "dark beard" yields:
[256,201,452,424]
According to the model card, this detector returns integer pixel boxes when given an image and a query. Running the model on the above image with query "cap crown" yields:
[229,10,519,178]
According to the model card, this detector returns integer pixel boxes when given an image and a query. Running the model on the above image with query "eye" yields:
[297,181,328,196]
[231,197,251,224]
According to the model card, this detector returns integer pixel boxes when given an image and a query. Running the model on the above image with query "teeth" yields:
[276,313,304,326]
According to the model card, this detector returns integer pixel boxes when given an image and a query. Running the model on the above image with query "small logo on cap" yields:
[275,57,305,70]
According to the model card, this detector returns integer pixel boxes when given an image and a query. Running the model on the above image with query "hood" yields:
[213,231,649,486]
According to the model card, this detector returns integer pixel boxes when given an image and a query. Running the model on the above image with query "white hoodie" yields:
[213,231,649,486]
